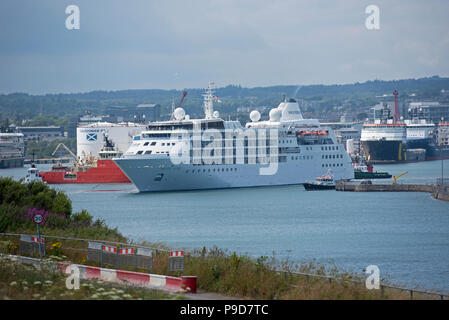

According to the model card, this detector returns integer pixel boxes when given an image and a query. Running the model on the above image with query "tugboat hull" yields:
[303,183,335,191]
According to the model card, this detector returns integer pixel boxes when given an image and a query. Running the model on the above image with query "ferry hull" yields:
[39,160,130,184]
[362,140,449,163]
[361,140,405,162]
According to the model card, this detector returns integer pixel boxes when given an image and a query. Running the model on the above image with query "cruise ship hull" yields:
[114,157,354,192]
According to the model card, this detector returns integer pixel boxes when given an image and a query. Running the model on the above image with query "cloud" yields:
[0,0,449,93]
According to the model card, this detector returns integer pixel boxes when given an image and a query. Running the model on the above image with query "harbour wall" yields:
[336,183,434,193]
[432,186,449,202]
[336,183,449,202]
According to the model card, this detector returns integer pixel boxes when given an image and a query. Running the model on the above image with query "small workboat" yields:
[303,169,336,190]
[23,163,43,183]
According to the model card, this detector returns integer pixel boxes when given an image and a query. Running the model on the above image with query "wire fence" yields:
[276,269,448,300]
[1,232,448,300]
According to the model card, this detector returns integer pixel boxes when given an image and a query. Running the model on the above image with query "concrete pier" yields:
[336,183,434,193]
[336,182,449,202]
[432,185,449,202]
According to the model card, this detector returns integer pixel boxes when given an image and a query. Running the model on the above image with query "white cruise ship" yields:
[113,83,354,192]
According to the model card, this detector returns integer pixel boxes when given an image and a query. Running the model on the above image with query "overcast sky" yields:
[1,0,448,94]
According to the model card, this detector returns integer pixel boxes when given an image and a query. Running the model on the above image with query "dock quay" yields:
[336,183,434,193]
[336,182,449,202]
[433,185,449,202]
[24,158,71,165]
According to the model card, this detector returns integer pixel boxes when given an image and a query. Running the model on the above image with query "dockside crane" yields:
[392,171,408,184]
[52,143,76,159]
[171,91,188,120]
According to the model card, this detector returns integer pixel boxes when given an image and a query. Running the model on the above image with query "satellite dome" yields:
[213,111,220,118]
[173,107,185,120]
[249,110,261,122]
[269,108,282,122]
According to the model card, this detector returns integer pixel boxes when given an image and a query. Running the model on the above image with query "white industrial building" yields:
[76,122,146,159]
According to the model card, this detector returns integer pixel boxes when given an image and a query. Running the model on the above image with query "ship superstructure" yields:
[113,82,354,192]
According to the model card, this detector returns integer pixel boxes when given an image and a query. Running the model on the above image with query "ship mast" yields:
[202,81,215,119]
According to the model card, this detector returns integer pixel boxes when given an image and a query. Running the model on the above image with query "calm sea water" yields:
[2,160,449,292]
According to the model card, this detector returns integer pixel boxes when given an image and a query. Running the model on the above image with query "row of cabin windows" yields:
[186,167,237,173]
[291,155,313,160]
[322,154,344,159]
[142,141,175,147]
[322,163,344,167]
[321,146,338,151]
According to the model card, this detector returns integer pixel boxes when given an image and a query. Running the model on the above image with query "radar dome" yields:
[173,107,185,120]
[185,115,190,120]
[269,108,282,122]
[249,110,261,122]
[213,111,220,118]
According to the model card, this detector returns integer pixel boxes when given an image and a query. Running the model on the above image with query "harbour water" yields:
[1,160,448,292]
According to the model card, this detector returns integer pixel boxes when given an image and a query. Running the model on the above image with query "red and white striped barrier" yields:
[170,251,184,257]
[58,262,197,293]
[119,248,135,255]
[102,245,117,253]
[31,236,44,244]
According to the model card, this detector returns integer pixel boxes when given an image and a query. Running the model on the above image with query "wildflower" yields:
[33,281,42,286]
[9,281,17,287]
[110,295,120,300]
[21,281,28,286]
[33,294,40,299]
[122,294,132,299]
[116,289,124,294]
[91,294,99,299]
[23,287,29,291]
[96,288,105,292]
[44,280,53,286]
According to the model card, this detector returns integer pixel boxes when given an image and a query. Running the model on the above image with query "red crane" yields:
[178,91,187,108]
[393,90,399,123]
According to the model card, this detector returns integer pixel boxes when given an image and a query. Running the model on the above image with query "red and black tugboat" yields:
[303,169,336,191]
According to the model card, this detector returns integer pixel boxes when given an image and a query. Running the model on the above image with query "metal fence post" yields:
[100,242,104,268]
[116,244,120,270]
[410,290,413,300]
